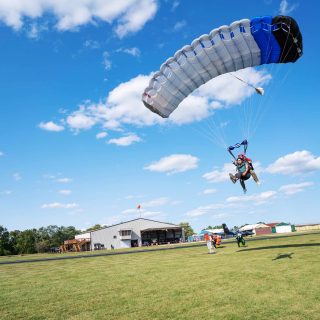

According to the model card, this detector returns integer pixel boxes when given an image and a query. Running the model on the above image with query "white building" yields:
[90,218,184,250]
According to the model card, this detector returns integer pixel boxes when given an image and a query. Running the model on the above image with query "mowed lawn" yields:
[0,233,319,320]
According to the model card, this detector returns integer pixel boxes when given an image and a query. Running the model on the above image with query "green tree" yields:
[0,225,11,255]
[86,224,102,232]
[179,222,194,238]
[16,229,37,254]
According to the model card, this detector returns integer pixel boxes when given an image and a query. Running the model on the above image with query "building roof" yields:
[295,223,320,227]
[90,218,181,233]
[266,222,279,228]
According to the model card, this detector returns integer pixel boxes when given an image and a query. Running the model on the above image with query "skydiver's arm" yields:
[242,163,249,176]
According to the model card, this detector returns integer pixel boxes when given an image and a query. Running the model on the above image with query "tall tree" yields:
[0,225,11,256]
[16,229,38,254]
[179,222,194,238]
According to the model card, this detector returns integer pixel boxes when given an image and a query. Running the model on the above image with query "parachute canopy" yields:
[142,15,303,118]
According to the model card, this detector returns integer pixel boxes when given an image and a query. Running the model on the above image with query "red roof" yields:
[266,222,279,228]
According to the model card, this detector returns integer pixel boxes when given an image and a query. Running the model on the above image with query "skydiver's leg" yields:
[229,173,237,183]
[250,170,260,185]
[240,179,247,194]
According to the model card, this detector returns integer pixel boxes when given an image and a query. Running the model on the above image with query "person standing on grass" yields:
[204,233,214,254]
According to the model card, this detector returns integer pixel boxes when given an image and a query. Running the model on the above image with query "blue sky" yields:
[0,0,319,232]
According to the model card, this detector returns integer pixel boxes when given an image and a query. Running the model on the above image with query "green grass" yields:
[0,233,319,320]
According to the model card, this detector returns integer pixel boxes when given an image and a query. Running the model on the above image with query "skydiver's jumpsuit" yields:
[236,233,245,247]
[234,162,251,192]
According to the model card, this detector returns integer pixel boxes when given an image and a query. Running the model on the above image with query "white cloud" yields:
[279,182,314,195]
[108,134,141,146]
[13,173,21,181]
[27,22,48,39]
[203,188,217,195]
[145,154,199,175]
[66,109,96,131]
[266,151,320,175]
[114,0,158,38]
[203,163,234,183]
[196,68,271,106]
[59,189,72,195]
[141,197,169,208]
[171,0,180,11]
[279,0,298,15]
[116,47,141,57]
[226,191,277,205]
[84,40,100,49]
[96,132,108,139]
[39,121,64,132]
[102,51,112,71]
[186,203,233,217]
[0,0,158,38]
[41,202,78,209]
[173,20,186,31]
[47,65,270,133]
[56,177,72,183]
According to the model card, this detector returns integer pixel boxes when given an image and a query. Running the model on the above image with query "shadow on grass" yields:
[237,243,320,252]
[272,252,294,260]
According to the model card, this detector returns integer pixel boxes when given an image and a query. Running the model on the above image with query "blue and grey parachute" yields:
[142,15,303,118]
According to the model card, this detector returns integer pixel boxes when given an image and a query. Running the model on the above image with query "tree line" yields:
[0,222,196,256]
[0,225,80,256]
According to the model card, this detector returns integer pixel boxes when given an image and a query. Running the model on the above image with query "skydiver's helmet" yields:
[238,154,245,160]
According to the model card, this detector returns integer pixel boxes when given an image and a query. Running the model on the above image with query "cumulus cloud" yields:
[59,189,72,195]
[226,191,277,205]
[145,154,199,175]
[203,188,217,195]
[39,121,64,132]
[279,0,298,15]
[266,151,320,175]
[203,163,234,183]
[66,109,97,131]
[0,0,158,38]
[96,132,108,139]
[46,67,270,134]
[41,202,78,209]
[108,134,141,146]
[116,47,141,57]
[279,182,314,195]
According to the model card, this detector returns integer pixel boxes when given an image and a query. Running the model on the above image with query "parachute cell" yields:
[142,15,303,118]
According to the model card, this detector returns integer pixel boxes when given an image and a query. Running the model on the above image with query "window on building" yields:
[120,230,132,236]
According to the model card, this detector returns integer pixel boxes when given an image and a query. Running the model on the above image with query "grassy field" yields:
[0,233,319,320]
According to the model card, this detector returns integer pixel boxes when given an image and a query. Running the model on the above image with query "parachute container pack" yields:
[142,15,303,118]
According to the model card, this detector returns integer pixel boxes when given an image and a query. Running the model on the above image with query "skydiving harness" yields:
[227,139,248,160]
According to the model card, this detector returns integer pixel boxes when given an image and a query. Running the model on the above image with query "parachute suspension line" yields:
[205,112,228,149]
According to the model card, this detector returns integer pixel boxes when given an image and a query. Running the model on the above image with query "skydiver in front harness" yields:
[229,157,251,194]
[228,140,260,193]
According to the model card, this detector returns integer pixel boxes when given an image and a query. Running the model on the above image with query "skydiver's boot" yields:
[240,179,247,194]
[229,173,237,184]
[250,170,260,185]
